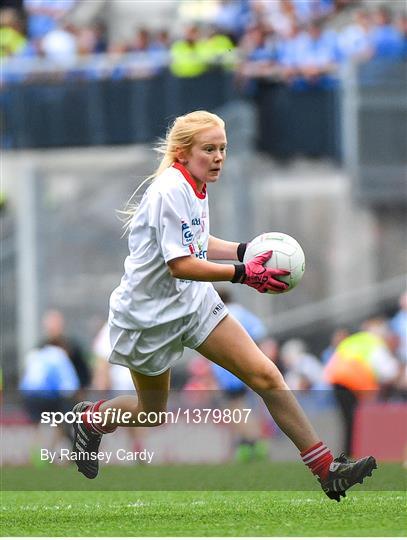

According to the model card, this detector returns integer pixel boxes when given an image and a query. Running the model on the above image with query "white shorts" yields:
[108,287,228,376]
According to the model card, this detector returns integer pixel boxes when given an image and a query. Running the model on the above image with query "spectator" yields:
[20,341,79,410]
[127,26,152,53]
[19,340,80,461]
[202,24,236,70]
[42,309,91,391]
[0,8,27,58]
[106,41,129,81]
[91,18,108,54]
[296,20,340,85]
[66,23,108,80]
[280,338,324,391]
[369,5,404,60]
[237,23,279,94]
[170,24,207,77]
[277,18,309,81]
[338,9,372,61]
[150,29,171,52]
[24,0,77,40]
[324,318,399,455]
[148,29,171,74]
[0,8,37,86]
[40,21,78,66]
[122,26,168,78]
[76,25,100,56]
[239,23,278,65]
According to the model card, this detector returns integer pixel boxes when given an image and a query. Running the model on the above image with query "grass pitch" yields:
[2,490,405,536]
[2,463,406,536]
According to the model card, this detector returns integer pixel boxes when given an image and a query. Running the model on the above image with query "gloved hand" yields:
[231,251,290,293]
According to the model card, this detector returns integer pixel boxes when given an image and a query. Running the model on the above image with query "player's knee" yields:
[250,366,286,394]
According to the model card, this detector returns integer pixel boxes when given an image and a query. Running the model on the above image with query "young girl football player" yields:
[72,111,376,500]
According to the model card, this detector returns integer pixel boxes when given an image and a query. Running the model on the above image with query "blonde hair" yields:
[121,110,225,230]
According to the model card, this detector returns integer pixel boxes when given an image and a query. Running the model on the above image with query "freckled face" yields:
[184,126,227,191]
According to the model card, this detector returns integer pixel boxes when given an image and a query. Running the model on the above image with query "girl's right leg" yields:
[98,368,171,428]
[72,369,171,478]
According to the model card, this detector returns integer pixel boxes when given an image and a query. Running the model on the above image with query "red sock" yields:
[81,400,117,435]
[300,442,333,480]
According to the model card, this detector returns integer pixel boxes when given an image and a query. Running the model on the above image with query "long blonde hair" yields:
[121,110,225,230]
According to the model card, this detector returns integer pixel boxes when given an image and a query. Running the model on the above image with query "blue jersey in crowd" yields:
[20,344,80,398]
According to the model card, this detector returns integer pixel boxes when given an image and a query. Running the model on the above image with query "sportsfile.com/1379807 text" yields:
[40,408,252,427]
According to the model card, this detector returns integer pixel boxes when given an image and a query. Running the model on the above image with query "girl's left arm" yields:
[208,235,240,260]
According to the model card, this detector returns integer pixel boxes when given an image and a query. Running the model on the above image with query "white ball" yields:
[243,232,305,294]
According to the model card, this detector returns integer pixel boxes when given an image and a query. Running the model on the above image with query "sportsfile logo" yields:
[181,220,193,246]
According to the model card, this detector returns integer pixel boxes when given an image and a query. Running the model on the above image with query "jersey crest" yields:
[181,220,194,246]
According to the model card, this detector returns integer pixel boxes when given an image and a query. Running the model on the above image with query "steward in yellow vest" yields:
[324,324,398,455]
[202,27,237,71]
[324,332,384,392]
[170,25,207,78]
[0,9,27,58]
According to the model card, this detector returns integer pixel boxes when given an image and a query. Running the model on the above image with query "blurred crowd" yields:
[1,0,406,85]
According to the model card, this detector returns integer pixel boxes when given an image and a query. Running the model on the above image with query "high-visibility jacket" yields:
[203,34,236,70]
[324,332,384,392]
[170,40,207,78]
[0,28,26,57]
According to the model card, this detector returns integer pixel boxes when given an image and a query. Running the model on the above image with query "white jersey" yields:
[110,163,213,330]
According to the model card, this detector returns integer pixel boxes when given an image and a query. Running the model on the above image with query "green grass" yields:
[2,490,405,536]
[2,462,405,491]
[2,463,406,536]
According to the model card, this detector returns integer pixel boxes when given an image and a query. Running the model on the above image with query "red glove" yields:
[232,251,290,293]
